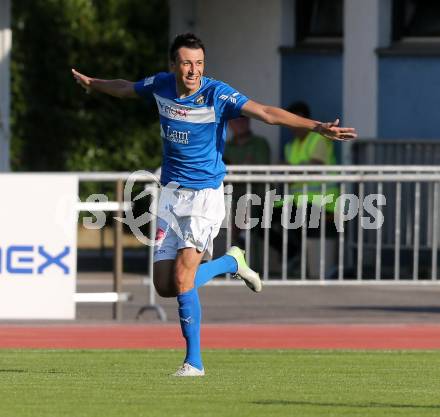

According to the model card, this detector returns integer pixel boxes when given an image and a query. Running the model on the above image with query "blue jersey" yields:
[134,72,249,190]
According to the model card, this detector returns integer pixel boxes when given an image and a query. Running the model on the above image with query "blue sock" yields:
[177,288,203,370]
[194,255,238,288]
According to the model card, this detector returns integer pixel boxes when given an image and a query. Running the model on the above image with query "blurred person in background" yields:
[224,116,271,166]
[224,116,270,249]
[271,101,339,277]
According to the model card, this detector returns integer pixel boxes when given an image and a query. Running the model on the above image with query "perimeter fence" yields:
[74,166,440,319]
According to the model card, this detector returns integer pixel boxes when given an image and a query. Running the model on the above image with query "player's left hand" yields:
[314,119,357,141]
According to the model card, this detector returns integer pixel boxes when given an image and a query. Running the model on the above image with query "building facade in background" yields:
[169,0,440,162]
[1,0,439,170]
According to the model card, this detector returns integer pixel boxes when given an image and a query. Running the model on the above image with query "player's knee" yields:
[173,274,186,293]
[173,266,195,293]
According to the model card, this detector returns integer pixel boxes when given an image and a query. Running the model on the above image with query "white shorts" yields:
[153,183,225,262]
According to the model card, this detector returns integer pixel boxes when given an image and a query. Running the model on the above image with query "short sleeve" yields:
[214,81,249,120]
[134,74,156,99]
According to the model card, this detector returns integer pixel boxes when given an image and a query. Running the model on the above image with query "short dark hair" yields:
[287,101,311,119]
[169,33,205,63]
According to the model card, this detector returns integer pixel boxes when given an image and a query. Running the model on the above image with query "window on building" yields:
[296,0,343,45]
[393,0,440,42]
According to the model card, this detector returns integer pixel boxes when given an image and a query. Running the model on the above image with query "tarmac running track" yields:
[1,324,440,349]
[2,279,440,350]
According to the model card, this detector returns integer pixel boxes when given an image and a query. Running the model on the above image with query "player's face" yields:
[172,47,205,96]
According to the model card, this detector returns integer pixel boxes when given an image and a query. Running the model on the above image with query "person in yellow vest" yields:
[284,101,339,217]
[270,101,339,277]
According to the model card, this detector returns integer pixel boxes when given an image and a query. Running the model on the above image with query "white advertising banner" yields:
[0,174,78,319]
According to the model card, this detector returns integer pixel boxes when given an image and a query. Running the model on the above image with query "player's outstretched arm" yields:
[241,100,357,141]
[71,69,138,99]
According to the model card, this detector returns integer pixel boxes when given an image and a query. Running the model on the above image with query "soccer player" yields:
[72,33,357,377]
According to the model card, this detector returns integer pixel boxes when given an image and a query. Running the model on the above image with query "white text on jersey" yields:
[161,125,190,145]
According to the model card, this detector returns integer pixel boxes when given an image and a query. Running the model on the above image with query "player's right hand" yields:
[314,119,358,141]
[71,69,92,94]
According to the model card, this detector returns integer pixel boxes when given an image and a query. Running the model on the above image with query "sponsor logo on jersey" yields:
[161,125,190,145]
[195,94,205,105]
[158,100,191,118]
[154,94,216,124]
[143,76,155,86]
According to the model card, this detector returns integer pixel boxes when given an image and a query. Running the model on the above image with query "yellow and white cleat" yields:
[227,246,262,293]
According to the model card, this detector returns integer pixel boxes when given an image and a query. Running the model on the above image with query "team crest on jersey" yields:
[195,95,205,105]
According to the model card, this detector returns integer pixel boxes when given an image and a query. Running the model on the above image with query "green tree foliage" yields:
[11,0,168,171]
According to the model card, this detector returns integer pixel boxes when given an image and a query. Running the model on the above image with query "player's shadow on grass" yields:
[0,369,64,374]
[0,369,27,373]
[253,400,440,410]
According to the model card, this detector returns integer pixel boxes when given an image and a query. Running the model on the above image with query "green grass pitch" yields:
[1,349,440,417]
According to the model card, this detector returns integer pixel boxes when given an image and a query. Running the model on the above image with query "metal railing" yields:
[223,165,440,284]
[76,173,165,321]
[352,139,440,166]
[73,166,440,319]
